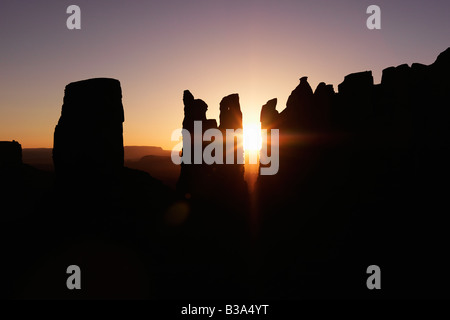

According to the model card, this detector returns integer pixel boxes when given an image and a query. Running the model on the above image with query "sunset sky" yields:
[1,0,449,149]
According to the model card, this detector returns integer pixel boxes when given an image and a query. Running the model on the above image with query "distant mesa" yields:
[0,140,22,167]
[124,146,171,160]
[22,146,170,167]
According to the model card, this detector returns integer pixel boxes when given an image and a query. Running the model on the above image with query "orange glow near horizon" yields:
[243,122,262,152]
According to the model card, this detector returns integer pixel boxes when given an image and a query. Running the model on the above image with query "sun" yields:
[243,123,262,151]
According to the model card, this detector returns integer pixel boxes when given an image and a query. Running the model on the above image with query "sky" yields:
[0,0,449,149]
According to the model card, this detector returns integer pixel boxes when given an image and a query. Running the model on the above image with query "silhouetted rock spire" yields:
[286,76,314,112]
[219,93,242,130]
[314,82,334,97]
[279,76,315,131]
[53,78,124,178]
[218,93,245,184]
[182,90,208,130]
[177,90,217,197]
[177,90,248,209]
[260,98,278,130]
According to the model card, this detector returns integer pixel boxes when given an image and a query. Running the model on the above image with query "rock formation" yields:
[53,78,124,179]
[177,90,249,199]
[260,98,278,130]
[279,76,315,131]
[219,93,243,131]
[52,77,172,224]
[176,89,250,226]
[175,91,250,298]
[0,140,22,167]
[254,47,450,298]
[176,90,217,197]
[218,93,245,182]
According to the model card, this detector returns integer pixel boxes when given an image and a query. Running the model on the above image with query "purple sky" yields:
[1,0,449,148]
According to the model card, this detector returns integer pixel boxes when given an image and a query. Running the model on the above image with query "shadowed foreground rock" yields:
[3,47,450,299]
[0,140,22,166]
[256,47,450,298]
